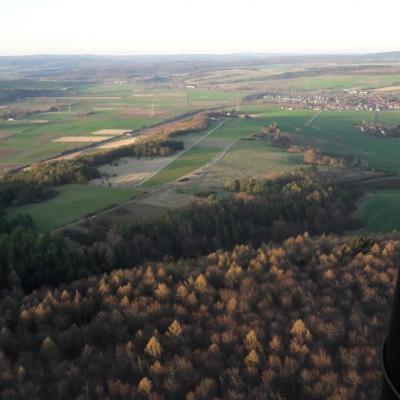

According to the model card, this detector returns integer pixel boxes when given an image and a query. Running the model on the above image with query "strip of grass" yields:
[7,184,138,231]
[142,146,221,189]
[358,190,400,232]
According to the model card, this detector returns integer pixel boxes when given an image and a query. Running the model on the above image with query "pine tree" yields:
[168,320,182,336]
[145,337,162,358]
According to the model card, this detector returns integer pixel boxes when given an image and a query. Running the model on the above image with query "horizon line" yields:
[0,50,399,58]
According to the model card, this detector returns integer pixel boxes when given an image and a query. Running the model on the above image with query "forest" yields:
[0,233,395,399]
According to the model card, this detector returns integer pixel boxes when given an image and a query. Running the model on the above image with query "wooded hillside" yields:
[0,234,395,399]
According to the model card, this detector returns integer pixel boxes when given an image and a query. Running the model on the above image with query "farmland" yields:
[7,184,138,231]
[2,58,400,232]
[358,190,400,232]
[239,107,400,173]
[0,80,242,170]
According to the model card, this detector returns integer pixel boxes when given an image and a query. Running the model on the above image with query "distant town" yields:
[260,89,400,111]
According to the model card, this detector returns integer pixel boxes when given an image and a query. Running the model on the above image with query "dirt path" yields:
[305,110,323,127]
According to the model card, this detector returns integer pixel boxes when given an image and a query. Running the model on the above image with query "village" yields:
[261,89,400,111]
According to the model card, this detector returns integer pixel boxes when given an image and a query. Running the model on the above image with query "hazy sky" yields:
[1,0,399,55]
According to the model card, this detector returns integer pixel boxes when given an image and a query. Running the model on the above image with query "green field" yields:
[358,190,400,232]
[7,184,138,231]
[142,146,221,189]
[298,110,400,172]
[3,67,400,230]
[0,83,242,170]
[240,107,400,173]
[286,74,400,90]
[141,118,267,189]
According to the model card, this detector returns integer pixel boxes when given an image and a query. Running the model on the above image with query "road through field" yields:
[135,119,226,187]
[305,110,323,126]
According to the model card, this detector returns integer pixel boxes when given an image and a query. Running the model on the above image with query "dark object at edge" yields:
[382,269,400,399]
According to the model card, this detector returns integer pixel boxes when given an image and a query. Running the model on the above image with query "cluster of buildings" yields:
[262,90,400,112]
[357,122,400,138]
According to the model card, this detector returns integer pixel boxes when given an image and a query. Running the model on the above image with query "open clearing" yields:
[92,129,130,135]
[53,136,113,143]
[98,202,170,224]
[136,187,196,208]
[375,86,400,92]
[7,184,138,231]
[0,132,14,139]
[358,190,400,232]
[98,137,139,148]
[183,139,306,194]
[91,155,178,188]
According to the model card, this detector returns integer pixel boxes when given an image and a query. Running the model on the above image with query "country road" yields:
[305,110,323,127]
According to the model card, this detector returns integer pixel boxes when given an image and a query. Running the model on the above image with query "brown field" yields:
[60,96,123,100]
[92,129,130,135]
[26,119,50,124]
[91,155,176,187]
[0,163,19,172]
[130,94,154,97]
[199,137,233,147]
[0,131,14,139]
[46,150,84,163]
[120,107,165,117]
[53,136,113,143]
[0,149,16,158]
[97,137,139,149]
[136,187,196,208]
[375,86,400,92]
[99,201,169,224]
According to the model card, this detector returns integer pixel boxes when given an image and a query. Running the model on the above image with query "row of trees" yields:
[0,233,396,398]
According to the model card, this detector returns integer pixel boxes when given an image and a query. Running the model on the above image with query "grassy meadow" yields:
[358,190,400,232]
[7,184,138,231]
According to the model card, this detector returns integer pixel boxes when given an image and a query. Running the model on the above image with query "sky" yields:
[1,0,399,56]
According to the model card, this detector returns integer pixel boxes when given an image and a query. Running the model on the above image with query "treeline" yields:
[0,88,63,106]
[303,148,347,168]
[0,140,183,206]
[0,171,361,294]
[149,113,210,138]
[0,181,55,208]
[64,170,361,274]
[0,233,395,398]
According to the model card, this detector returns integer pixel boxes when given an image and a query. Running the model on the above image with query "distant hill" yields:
[0,51,398,81]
